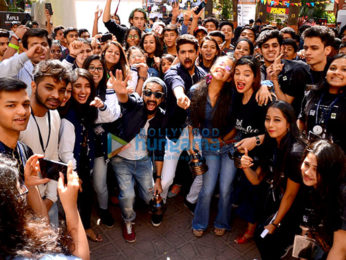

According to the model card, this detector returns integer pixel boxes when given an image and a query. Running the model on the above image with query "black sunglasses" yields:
[143,89,164,99]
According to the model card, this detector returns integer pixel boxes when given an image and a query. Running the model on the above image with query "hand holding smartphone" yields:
[45,3,53,15]
[194,1,206,14]
[39,158,68,182]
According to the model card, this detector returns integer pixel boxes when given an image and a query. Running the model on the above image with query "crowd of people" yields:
[0,0,345,259]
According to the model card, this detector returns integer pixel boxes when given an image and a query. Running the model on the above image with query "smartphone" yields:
[39,158,68,181]
[194,1,206,14]
[101,33,113,43]
[45,3,53,16]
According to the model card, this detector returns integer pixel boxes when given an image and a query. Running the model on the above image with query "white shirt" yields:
[19,110,61,203]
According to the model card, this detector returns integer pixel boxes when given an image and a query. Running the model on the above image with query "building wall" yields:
[34,0,142,33]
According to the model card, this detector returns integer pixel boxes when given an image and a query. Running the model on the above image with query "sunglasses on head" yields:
[143,89,164,99]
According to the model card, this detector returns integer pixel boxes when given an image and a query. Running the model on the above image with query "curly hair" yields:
[0,155,71,258]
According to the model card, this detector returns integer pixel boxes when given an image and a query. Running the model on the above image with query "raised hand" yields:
[57,161,80,211]
[267,53,284,81]
[172,1,181,18]
[95,5,103,20]
[107,70,130,95]
[69,40,83,58]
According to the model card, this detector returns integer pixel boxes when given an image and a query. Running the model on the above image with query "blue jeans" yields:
[111,155,153,222]
[192,143,237,231]
[93,156,108,210]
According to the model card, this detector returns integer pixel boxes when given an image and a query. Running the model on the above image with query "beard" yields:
[35,90,60,110]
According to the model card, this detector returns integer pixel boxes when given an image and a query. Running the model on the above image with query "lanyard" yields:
[31,110,51,153]
[315,92,343,126]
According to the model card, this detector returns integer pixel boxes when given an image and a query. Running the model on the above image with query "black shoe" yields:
[184,199,196,215]
[151,213,163,227]
[99,208,114,228]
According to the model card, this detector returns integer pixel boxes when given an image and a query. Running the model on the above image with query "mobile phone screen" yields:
[39,158,67,181]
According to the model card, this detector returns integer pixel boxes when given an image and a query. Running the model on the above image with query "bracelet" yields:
[139,76,147,81]
[272,222,281,228]
[155,176,161,180]
[12,33,20,41]
[8,43,19,51]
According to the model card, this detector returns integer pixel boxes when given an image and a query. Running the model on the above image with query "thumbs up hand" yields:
[240,148,254,169]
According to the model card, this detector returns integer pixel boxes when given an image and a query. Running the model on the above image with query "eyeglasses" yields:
[89,66,104,72]
[128,35,139,39]
[143,89,164,99]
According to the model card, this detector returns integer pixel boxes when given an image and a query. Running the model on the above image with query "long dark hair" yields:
[234,38,254,55]
[304,54,346,117]
[102,41,128,78]
[303,140,345,234]
[190,56,234,136]
[82,55,107,101]
[0,155,71,258]
[70,68,98,125]
[140,32,163,57]
[262,101,302,183]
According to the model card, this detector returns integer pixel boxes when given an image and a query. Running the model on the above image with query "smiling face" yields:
[32,76,67,110]
[260,38,281,65]
[234,41,251,60]
[200,39,218,62]
[127,29,140,47]
[221,25,233,42]
[143,35,156,56]
[0,37,9,57]
[301,152,319,188]
[326,57,346,92]
[234,64,254,95]
[0,89,31,134]
[265,107,289,143]
[210,57,233,82]
[104,44,121,67]
[72,77,91,104]
[88,59,104,86]
[143,82,164,114]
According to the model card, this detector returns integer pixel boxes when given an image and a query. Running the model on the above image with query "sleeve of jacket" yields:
[164,66,185,91]
[95,90,121,124]
[104,20,127,44]
[120,92,143,111]
[0,52,29,78]
[59,119,77,170]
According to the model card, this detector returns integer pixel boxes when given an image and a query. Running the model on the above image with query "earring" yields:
[205,74,212,84]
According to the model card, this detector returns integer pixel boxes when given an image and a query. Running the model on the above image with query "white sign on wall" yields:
[237,4,256,27]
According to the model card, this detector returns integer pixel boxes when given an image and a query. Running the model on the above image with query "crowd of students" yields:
[0,0,345,259]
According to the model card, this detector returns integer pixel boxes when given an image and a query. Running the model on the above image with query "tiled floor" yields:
[89,195,261,260]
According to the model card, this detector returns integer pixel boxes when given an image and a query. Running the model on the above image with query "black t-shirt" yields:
[0,141,33,177]
[260,59,312,115]
[299,90,346,151]
[233,92,267,140]
[310,70,325,86]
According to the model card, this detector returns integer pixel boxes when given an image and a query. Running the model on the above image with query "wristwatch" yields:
[12,33,20,41]
[255,136,261,146]
[272,222,281,228]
